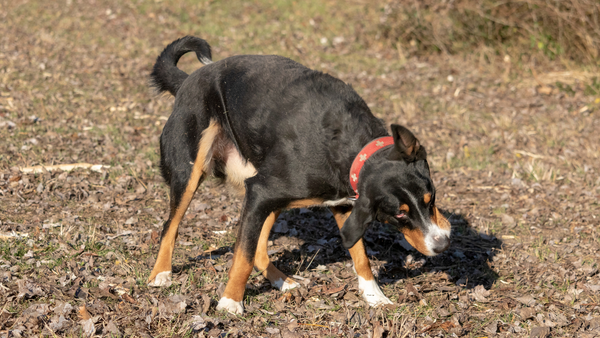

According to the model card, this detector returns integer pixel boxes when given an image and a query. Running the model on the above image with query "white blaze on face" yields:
[423,222,451,256]
[399,188,451,256]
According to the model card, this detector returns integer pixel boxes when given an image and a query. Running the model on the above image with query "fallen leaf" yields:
[104,320,121,336]
[80,318,95,337]
[49,315,70,332]
[515,295,536,307]
[78,305,92,320]
[470,285,491,302]
[17,279,45,301]
[53,301,74,316]
[530,326,550,338]
[373,321,385,338]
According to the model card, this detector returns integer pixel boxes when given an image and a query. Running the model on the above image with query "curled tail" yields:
[150,36,213,96]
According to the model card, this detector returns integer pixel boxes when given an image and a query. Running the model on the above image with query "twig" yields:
[20,163,110,174]
[304,248,321,272]
[129,167,147,191]
[298,323,330,328]
[0,231,29,240]
[515,150,545,159]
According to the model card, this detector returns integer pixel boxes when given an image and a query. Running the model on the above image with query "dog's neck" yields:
[349,136,394,198]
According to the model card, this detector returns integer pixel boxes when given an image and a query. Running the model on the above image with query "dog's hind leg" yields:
[147,119,220,287]
[331,206,393,307]
[254,211,300,291]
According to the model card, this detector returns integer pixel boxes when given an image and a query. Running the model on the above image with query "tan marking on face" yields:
[254,211,293,285]
[148,120,220,283]
[401,227,431,256]
[330,207,375,281]
[431,206,451,231]
[399,204,410,213]
[286,198,325,209]
[423,193,431,205]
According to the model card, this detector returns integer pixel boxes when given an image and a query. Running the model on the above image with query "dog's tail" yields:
[150,36,213,96]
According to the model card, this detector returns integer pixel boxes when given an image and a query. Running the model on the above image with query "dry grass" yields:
[1,0,599,336]
[379,0,600,64]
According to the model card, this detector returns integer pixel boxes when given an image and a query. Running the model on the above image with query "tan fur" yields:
[221,248,254,302]
[423,193,431,204]
[148,119,220,284]
[432,206,451,230]
[331,207,375,281]
[401,227,429,255]
[399,204,410,213]
[286,198,326,209]
[253,211,295,285]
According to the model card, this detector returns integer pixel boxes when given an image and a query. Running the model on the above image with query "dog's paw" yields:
[358,276,393,307]
[271,277,300,292]
[216,297,244,315]
[147,271,172,287]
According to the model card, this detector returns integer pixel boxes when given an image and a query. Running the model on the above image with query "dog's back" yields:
[153,40,387,197]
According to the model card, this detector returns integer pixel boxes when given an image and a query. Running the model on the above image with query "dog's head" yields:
[340,124,451,256]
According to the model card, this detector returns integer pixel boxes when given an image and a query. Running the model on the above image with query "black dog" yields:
[147,36,450,314]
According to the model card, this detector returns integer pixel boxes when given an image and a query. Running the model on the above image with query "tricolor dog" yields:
[147,36,451,314]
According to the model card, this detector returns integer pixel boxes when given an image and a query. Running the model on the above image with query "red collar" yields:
[349,136,394,198]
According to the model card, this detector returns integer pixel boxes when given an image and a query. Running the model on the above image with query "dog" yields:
[146,36,451,315]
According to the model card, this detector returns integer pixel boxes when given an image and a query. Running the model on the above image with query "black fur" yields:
[152,36,445,263]
[151,36,212,96]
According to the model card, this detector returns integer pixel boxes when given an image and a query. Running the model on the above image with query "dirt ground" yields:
[1,0,599,337]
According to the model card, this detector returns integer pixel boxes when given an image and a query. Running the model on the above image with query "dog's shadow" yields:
[267,207,502,291]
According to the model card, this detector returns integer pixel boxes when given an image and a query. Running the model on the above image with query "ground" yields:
[1,0,599,337]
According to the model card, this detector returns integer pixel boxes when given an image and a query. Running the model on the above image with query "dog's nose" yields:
[432,235,450,254]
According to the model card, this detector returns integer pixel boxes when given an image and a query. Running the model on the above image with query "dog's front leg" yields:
[216,238,255,315]
[331,207,393,307]
[217,179,283,315]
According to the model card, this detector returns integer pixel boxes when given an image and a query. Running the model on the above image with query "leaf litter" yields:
[1,0,600,337]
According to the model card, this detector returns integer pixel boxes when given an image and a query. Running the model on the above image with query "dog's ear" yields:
[340,196,373,249]
[389,124,427,162]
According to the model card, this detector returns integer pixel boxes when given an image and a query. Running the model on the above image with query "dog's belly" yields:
[220,147,352,208]
[286,197,354,209]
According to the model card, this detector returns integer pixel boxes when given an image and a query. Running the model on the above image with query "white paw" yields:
[281,279,301,291]
[271,278,300,291]
[148,271,172,287]
[216,297,244,315]
[358,276,393,307]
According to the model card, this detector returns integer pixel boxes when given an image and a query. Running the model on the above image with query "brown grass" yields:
[379,0,600,64]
